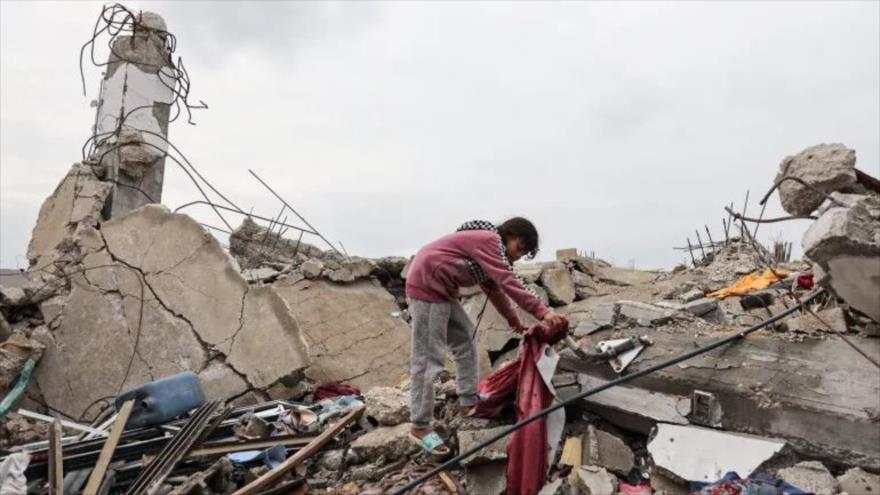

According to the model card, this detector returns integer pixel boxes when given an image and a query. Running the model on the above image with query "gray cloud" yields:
[2,1,878,270]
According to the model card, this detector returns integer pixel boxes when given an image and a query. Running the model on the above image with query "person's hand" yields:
[511,323,528,334]
[542,311,569,330]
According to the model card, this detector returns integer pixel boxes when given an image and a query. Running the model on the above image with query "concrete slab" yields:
[274,278,410,391]
[560,327,880,469]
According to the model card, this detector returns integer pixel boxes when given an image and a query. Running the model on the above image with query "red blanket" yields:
[473,323,567,495]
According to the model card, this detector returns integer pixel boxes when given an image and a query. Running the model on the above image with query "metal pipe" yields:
[389,288,826,495]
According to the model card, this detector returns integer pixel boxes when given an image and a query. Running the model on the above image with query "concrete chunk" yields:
[837,467,880,495]
[464,460,506,495]
[458,427,510,467]
[617,301,674,326]
[678,289,704,303]
[350,423,418,461]
[591,303,618,327]
[595,266,657,287]
[515,264,544,283]
[583,425,634,475]
[783,307,848,335]
[364,386,409,426]
[540,266,575,306]
[775,143,857,216]
[556,248,579,261]
[803,193,880,322]
[777,461,838,495]
[574,465,617,495]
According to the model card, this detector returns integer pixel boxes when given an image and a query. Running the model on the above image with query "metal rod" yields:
[174,201,317,235]
[704,225,715,257]
[752,200,768,239]
[695,230,707,260]
[685,238,696,267]
[726,202,734,241]
[760,176,848,207]
[390,289,827,494]
[740,190,750,240]
[199,223,232,235]
[731,212,816,224]
[247,169,341,254]
[722,218,729,244]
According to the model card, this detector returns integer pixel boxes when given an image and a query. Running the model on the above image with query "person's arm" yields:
[472,236,550,321]
[479,279,526,331]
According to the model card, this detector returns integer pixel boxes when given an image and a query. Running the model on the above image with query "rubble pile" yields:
[1,4,878,493]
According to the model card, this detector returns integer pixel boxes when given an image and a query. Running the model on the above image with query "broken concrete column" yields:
[803,193,880,322]
[775,143,857,216]
[93,12,176,217]
[26,164,113,273]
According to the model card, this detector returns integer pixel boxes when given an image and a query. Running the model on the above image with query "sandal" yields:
[409,430,451,456]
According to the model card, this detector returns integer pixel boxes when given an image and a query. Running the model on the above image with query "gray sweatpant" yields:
[409,299,479,428]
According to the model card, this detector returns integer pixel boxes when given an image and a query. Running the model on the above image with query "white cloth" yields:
[0,453,30,495]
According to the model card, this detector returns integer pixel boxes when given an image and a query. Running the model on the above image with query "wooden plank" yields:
[438,472,460,494]
[49,419,64,495]
[83,399,135,495]
[232,407,364,495]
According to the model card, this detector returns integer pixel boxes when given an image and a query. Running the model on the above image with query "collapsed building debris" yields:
[1,3,878,494]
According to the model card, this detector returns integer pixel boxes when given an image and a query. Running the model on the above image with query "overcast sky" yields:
[2,1,878,270]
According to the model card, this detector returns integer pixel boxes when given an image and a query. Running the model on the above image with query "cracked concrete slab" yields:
[273,278,410,391]
[33,274,206,419]
[229,285,309,389]
[198,360,250,402]
[31,205,310,418]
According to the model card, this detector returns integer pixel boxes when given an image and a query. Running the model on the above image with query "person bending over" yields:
[404,217,568,455]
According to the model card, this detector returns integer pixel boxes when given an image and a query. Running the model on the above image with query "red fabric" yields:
[796,273,814,289]
[472,323,568,495]
[473,357,520,418]
[313,382,361,400]
[619,482,652,494]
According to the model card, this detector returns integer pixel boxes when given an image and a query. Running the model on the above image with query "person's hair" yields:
[497,217,539,259]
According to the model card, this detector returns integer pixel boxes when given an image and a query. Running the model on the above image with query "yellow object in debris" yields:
[708,268,790,299]
[559,435,583,484]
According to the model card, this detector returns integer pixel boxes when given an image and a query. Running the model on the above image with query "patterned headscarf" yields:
[457,220,536,296]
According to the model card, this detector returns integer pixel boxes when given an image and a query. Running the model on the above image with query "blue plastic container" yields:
[115,372,206,428]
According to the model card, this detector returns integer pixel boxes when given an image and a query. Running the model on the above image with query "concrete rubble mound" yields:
[1,4,878,493]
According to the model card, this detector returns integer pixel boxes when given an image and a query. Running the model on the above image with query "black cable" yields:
[390,288,826,495]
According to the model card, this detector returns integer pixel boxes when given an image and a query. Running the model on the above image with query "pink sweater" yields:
[405,230,550,328]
